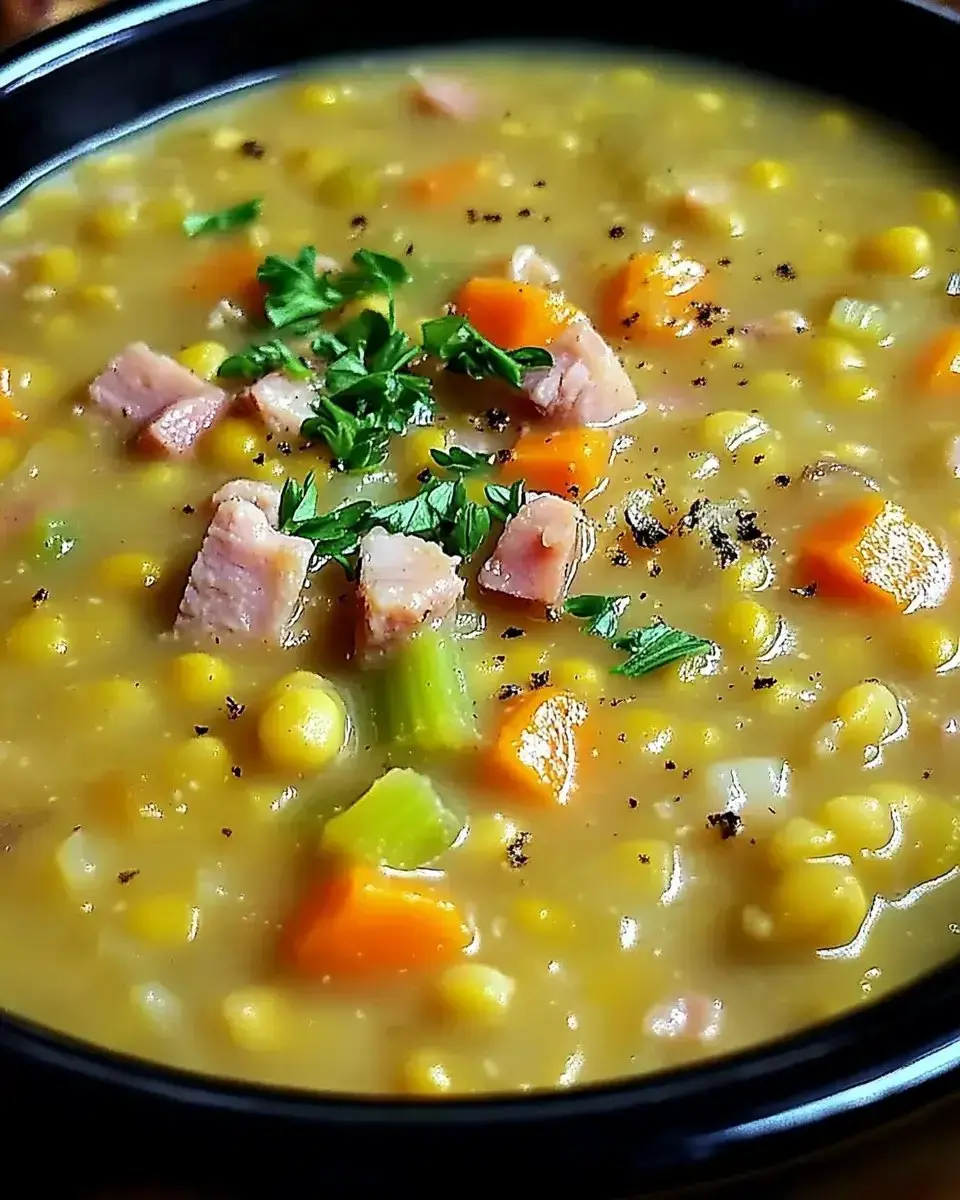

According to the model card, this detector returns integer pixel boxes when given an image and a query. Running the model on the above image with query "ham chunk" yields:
[89,341,219,426]
[410,74,478,120]
[136,386,230,458]
[240,372,317,438]
[212,478,281,525]
[357,527,464,654]
[509,244,560,287]
[523,318,643,427]
[176,497,312,644]
[479,494,580,608]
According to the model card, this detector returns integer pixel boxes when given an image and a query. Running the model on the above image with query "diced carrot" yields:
[181,246,265,317]
[0,392,21,431]
[453,277,575,349]
[493,687,588,806]
[796,496,952,613]
[284,863,471,979]
[599,252,707,340]
[915,327,960,393]
[405,157,486,207]
[502,427,612,500]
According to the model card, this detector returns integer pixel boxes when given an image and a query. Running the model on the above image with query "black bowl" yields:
[1,2,959,1195]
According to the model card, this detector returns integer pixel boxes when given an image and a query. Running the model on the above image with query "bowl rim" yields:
[0,0,957,1144]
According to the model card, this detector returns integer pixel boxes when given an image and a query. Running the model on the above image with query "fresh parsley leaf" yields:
[368,475,489,561]
[277,473,320,533]
[610,620,714,679]
[449,497,492,558]
[484,480,526,523]
[302,396,391,473]
[421,315,552,388]
[259,247,410,334]
[182,198,262,238]
[430,446,495,475]
[287,499,374,574]
[564,594,630,641]
[217,339,313,383]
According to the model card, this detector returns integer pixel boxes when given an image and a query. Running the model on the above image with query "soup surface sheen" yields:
[0,53,958,1096]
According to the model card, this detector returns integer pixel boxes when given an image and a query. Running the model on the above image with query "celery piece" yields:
[827,297,889,343]
[321,767,463,869]
[377,628,478,752]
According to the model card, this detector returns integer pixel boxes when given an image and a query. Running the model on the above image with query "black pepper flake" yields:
[31,587,48,605]
[608,224,626,239]
[225,696,246,720]
[221,827,233,838]
[664,760,677,770]
[753,676,776,690]
[682,768,693,779]
[736,509,772,551]
[517,207,532,218]
[252,452,266,466]
[545,606,561,622]
[923,769,932,779]
[498,683,523,701]
[649,561,663,578]
[416,467,432,484]
[485,408,510,432]
[710,337,724,347]
[710,526,739,569]
[533,179,547,188]
[707,811,742,839]
[530,670,550,690]
[790,582,818,598]
[494,447,515,466]
[240,139,266,159]
[753,454,765,465]
[350,214,368,230]
[117,869,140,885]
[501,626,525,639]
[627,796,638,809]
[774,262,797,280]
[691,301,726,329]
[231,766,243,777]
[717,257,731,267]
[638,853,651,864]
[194,725,209,737]
[774,473,791,487]
[625,506,669,550]
[482,212,502,224]
[405,243,415,256]
[622,311,641,328]
[505,830,530,868]
[182,504,195,515]
[737,379,749,387]
[691,376,708,387]
[466,208,479,224]
[609,546,630,567]
[277,441,292,456]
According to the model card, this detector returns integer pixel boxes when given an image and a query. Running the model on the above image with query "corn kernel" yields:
[176,341,227,381]
[716,599,778,658]
[165,736,232,790]
[898,617,958,673]
[772,860,868,947]
[98,551,163,591]
[436,963,516,1026]
[136,461,185,493]
[267,669,328,700]
[33,246,80,287]
[823,373,880,406]
[258,686,346,773]
[142,186,195,230]
[821,794,893,857]
[202,416,267,473]
[85,202,140,243]
[7,610,69,663]
[77,283,122,311]
[286,146,346,186]
[462,812,520,862]
[125,894,198,947]
[210,126,245,150]
[745,159,790,190]
[919,188,957,223]
[701,410,769,457]
[513,897,575,938]
[619,707,674,755]
[617,839,673,902]
[855,225,932,276]
[222,986,290,1051]
[723,554,774,596]
[769,818,835,868]
[753,370,803,401]
[833,680,901,749]
[400,1049,454,1095]
[316,165,379,209]
[808,336,865,377]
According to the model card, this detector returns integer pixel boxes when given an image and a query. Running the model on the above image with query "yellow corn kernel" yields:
[898,617,958,673]
[176,341,227,381]
[125,894,198,947]
[7,610,69,663]
[462,812,520,862]
[0,438,20,478]
[397,425,445,479]
[808,336,865,377]
[32,246,80,287]
[551,656,603,699]
[77,283,122,312]
[316,165,379,209]
[267,670,328,700]
[820,794,893,857]
[716,599,778,657]
[435,963,516,1026]
[295,82,341,110]
[806,230,849,274]
[619,707,674,755]
[772,860,868,947]
[210,126,245,150]
[98,551,163,591]
[512,897,576,939]
[701,410,769,457]
[222,986,290,1051]
[769,818,835,868]
[617,839,673,902]
[753,370,803,401]
[400,1049,454,1095]
[165,736,232,790]
[833,680,901,749]
[823,373,880,406]
[745,159,789,190]
[202,416,268,473]
[869,781,926,816]
[171,652,234,709]
[85,202,140,243]
[136,461,185,493]
[82,677,155,728]
[742,904,775,941]
[258,686,347,773]
[722,554,774,597]
[0,208,30,237]
[90,152,136,176]
[855,225,932,276]
[919,188,957,223]
[286,146,345,186]
[142,185,195,230]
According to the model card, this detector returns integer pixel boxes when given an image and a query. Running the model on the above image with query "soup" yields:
[0,51,957,1097]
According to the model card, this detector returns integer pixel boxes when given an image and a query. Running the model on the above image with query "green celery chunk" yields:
[321,767,463,869]
[827,297,889,343]
[377,628,478,752]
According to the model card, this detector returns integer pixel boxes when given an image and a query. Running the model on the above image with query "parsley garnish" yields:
[369,476,492,560]
[430,446,494,475]
[421,315,552,388]
[259,247,410,334]
[564,594,630,640]
[182,198,262,238]
[277,473,372,574]
[483,480,526,523]
[218,339,313,383]
[610,620,714,679]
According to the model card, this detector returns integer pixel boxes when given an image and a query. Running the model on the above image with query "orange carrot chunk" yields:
[502,427,612,500]
[599,252,707,341]
[284,864,471,979]
[915,327,960,393]
[493,687,588,806]
[405,157,486,207]
[453,277,575,349]
[182,246,265,317]
[796,496,952,613]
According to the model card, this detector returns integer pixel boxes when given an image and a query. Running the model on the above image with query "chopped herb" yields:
[218,339,313,384]
[370,475,492,561]
[502,626,524,639]
[611,620,714,679]
[484,479,526,523]
[707,811,742,839]
[505,830,530,868]
[430,446,494,475]
[498,683,523,701]
[421,314,552,389]
[182,197,262,238]
[564,593,630,640]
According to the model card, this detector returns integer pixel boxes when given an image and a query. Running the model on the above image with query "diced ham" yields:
[240,372,317,438]
[212,479,281,526]
[523,318,643,427]
[479,494,581,608]
[176,497,313,644]
[357,527,464,654]
[509,245,560,287]
[410,74,478,120]
[643,994,723,1043]
[136,385,230,458]
[89,341,218,426]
